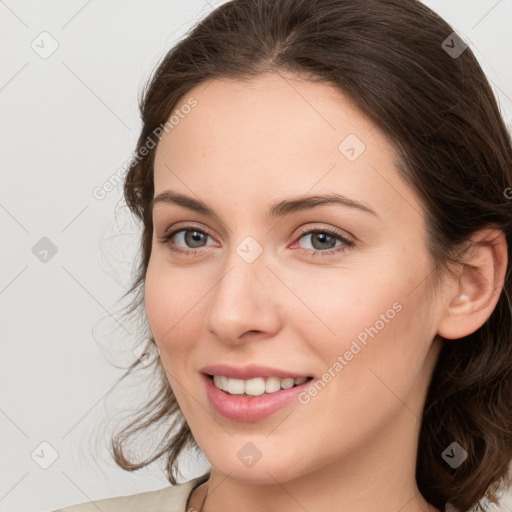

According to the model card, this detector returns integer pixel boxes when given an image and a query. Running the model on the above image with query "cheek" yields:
[299,251,433,384]
[292,266,406,352]
[144,259,209,409]
[292,279,433,450]
[144,258,203,353]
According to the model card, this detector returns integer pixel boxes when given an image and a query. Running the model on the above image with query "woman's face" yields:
[145,72,445,483]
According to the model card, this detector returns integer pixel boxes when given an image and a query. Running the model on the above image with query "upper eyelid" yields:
[164,221,208,235]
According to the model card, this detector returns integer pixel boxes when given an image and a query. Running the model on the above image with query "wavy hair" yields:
[111,1,512,510]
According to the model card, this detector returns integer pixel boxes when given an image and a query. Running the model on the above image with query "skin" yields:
[145,71,507,512]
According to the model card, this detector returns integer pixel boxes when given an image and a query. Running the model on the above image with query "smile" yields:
[211,374,313,396]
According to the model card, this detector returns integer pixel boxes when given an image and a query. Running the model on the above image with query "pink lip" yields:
[200,363,311,380]
[202,373,313,422]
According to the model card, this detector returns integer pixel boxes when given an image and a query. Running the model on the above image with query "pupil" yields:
[186,231,205,248]
[313,232,334,250]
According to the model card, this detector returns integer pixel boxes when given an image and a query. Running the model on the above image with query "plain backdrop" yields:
[1,1,512,511]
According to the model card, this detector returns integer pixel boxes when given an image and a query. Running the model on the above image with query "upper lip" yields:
[201,363,312,380]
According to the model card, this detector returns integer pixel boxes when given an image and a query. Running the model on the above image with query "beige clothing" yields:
[52,472,211,512]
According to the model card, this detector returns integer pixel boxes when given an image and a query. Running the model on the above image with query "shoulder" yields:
[51,472,210,512]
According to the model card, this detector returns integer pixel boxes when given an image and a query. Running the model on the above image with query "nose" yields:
[205,250,282,345]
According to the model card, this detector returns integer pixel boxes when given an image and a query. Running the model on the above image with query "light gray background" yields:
[1,1,511,511]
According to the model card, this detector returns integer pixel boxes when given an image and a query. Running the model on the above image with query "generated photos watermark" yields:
[92,97,198,201]
[298,301,403,405]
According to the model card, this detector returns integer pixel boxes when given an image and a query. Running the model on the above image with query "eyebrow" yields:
[151,190,378,219]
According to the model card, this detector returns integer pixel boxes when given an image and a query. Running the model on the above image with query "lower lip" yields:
[202,373,313,422]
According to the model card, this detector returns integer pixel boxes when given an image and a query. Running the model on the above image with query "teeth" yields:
[212,375,309,396]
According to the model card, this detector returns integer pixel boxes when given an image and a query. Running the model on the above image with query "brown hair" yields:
[112,0,512,510]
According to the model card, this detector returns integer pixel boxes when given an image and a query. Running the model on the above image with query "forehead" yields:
[154,72,379,171]
[152,72,421,224]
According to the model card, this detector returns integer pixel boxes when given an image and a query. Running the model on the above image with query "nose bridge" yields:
[206,237,279,343]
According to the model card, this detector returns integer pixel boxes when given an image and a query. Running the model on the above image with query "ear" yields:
[437,227,508,340]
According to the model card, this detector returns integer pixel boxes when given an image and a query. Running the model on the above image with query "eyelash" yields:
[157,224,355,258]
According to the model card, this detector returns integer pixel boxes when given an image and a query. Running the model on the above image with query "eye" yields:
[293,227,355,257]
[158,225,215,255]
[157,224,355,257]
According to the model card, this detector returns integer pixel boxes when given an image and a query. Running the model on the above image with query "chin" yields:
[208,450,310,484]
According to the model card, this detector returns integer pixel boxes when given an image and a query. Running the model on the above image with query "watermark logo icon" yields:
[236,236,263,264]
[442,32,468,59]
[338,133,366,161]
[133,339,160,366]
[31,31,59,59]
[442,441,468,468]
[32,237,58,263]
[236,442,263,468]
[31,441,59,469]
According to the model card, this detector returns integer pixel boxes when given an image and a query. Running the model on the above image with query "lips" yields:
[200,363,312,380]
[202,372,314,421]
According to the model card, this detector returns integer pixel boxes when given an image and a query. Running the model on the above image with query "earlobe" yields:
[437,228,508,340]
